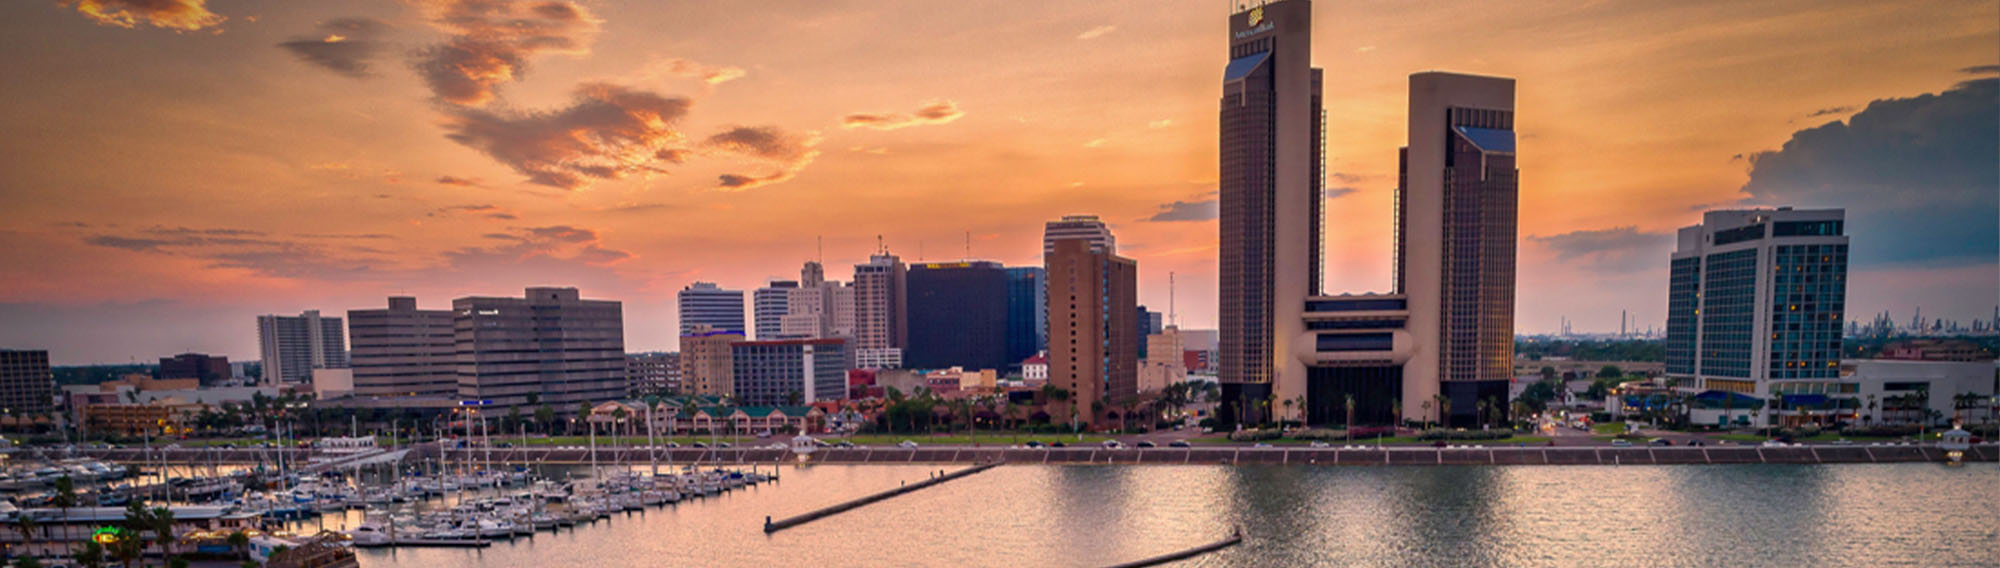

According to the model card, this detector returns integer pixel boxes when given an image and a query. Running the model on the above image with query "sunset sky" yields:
[2,0,1994,364]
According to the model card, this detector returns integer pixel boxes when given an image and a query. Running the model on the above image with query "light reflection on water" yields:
[342,463,1997,567]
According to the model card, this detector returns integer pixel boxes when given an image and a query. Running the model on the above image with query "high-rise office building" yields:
[347,297,457,397]
[1395,71,1518,426]
[1046,238,1138,428]
[158,352,232,386]
[257,310,348,384]
[906,261,1008,370]
[0,349,55,415]
[1140,326,1187,394]
[680,325,742,397]
[1666,208,1848,414]
[753,280,798,340]
[1137,307,1164,359]
[626,351,681,395]
[730,338,848,406]
[852,253,907,367]
[1216,0,1323,424]
[678,282,746,336]
[1042,215,1117,256]
[454,288,626,408]
[1003,266,1048,367]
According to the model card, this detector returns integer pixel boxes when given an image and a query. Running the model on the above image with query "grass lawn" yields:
[1192,435,1550,446]
[1591,423,1631,435]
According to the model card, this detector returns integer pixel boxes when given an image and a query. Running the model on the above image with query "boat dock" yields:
[763,461,1001,534]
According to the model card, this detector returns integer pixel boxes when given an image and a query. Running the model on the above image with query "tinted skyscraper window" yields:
[678,282,746,336]
[1004,266,1047,366]
[906,261,1008,370]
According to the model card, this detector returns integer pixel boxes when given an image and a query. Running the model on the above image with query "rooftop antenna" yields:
[876,235,884,255]
[1168,272,1177,327]
[817,235,824,264]
[964,231,972,260]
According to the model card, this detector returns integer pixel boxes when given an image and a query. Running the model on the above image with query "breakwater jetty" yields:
[763,461,1001,533]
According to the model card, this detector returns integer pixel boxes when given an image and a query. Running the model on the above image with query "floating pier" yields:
[763,461,1002,533]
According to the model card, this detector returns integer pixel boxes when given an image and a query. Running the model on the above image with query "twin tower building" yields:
[1219,0,1518,427]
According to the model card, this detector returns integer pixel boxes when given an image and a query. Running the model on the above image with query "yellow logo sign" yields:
[1248,6,1264,26]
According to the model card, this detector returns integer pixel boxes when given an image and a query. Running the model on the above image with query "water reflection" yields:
[342,463,1995,568]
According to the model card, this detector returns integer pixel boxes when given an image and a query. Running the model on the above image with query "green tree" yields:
[1539,366,1557,381]
[1597,365,1624,379]
[145,507,176,564]
[13,556,42,568]
[535,405,556,434]
[784,390,803,407]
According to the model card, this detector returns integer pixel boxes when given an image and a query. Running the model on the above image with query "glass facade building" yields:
[1003,266,1047,368]
[1665,208,1849,410]
[905,261,1008,371]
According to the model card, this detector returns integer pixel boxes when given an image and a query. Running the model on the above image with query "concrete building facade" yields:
[679,326,742,397]
[453,288,626,409]
[1046,238,1138,428]
[1042,215,1116,256]
[1216,0,1323,424]
[626,351,681,395]
[0,349,55,415]
[730,338,848,406]
[158,353,232,386]
[753,280,798,340]
[852,253,907,368]
[347,296,457,397]
[256,310,348,384]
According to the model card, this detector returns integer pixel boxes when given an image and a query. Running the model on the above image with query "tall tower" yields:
[1397,72,1517,426]
[1217,0,1322,423]
[1046,238,1138,428]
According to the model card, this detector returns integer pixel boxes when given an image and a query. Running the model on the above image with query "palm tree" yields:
[1475,399,1490,429]
[11,515,37,561]
[52,476,74,533]
[1420,400,1431,430]
[226,531,249,563]
[14,556,43,568]
[1390,398,1402,431]
[145,507,176,564]
[1343,394,1356,443]
[107,535,140,568]
[69,540,105,568]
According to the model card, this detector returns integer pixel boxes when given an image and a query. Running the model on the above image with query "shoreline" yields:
[72,444,1998,467]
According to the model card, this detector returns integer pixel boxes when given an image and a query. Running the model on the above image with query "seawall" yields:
[77,444,1999,466]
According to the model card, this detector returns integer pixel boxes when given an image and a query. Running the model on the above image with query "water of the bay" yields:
[329,463,1997,567]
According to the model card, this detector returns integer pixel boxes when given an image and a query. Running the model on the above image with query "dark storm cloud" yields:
[1529,226,1672,272]
[279,18,390,78]
[1741,78,1997,267]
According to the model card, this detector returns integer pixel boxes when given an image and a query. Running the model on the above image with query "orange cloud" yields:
[841,100,964,130]
[441,83,692,190]
[63,0,225,32]
[415,0,602,106]
[705,126,820,191]
[645,57,746,85]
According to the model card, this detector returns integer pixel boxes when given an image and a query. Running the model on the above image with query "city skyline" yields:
[2,0,1995,364]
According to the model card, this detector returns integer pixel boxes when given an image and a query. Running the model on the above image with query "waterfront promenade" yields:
[73,443,1998,467]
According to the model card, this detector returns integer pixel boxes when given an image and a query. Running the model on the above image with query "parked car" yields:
[1253,443,1273,448]
[1611,439,1633,447]
[1024,441,1044,448]
[1135,441,1156,448]
[1101,440,1122,449]
[1647,438,1672,447]
[665,442,681,448]
[833,441,855,448]
[1168,440,1191,448]
[1050,441,1067,448]
[898,440,919,449]
[1309,441,1330,448]
[691,442,708,448]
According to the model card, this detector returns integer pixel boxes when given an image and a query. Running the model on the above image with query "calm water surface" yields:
[334,463,1997,567]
